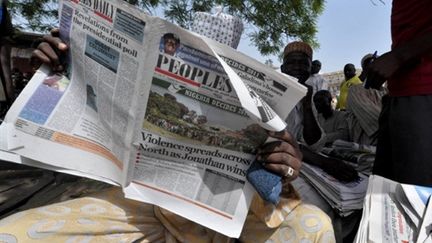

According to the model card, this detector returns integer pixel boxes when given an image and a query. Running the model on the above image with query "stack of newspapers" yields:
[355,175,432,243]
[321,140,376,174]
[300,163,369,216]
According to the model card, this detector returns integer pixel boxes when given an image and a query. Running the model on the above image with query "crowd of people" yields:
[0,0,431,242]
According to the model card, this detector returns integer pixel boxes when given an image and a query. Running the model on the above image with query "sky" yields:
[236,0,392,73]
[11,1,391,73]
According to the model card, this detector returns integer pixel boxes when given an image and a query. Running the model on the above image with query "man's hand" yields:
[365,51,401,89]
[366,29,432,90]
[31,29,68,72]
[256,129,302,182]
[300,144,359,182]
[301,84,314,106]
[320,157,359,182]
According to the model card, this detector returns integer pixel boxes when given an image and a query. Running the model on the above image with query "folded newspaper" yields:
[355,175,432,243]
[300,163,369,217]
[0,0,306,237]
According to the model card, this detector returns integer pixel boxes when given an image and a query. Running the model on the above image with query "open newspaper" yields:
[355,175,432,243]
[0,0,306,237]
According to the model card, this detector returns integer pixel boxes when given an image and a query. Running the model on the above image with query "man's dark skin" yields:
[281,50,358,182]
[359,57,374,82]
[314,90,333,119]
[367,32,432,89]
[343,63,356,81]
[281,51,321,144]
[311,60,321,75]
[314,90,350,146]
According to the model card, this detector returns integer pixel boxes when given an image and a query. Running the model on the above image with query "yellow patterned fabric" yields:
[0,186,335,242]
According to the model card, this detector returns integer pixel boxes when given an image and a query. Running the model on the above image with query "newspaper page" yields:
[400,184,432,242]
[355,175,432,243]
[123,16,306,237]
[416,198,432,243]
[354,174,374,243]
[355,175,415,243]
[402,184,432,224]
[396,185,423,228]
[368,175,414,243]
[1,0,153,185]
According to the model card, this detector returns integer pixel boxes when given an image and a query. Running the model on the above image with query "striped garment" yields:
[345,84,387,145]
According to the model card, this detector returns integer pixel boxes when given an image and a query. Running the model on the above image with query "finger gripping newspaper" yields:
[0,0,306,237]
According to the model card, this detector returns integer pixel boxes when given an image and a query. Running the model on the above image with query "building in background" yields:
[322,69,362,97]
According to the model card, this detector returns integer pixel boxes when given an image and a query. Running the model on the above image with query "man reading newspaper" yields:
[0,3,335,243]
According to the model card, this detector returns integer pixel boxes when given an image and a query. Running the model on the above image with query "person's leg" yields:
[0,165,55,216]
[290,176,340,242]
[373,95,392,178]
[240,201,335,243]
[0,186,233,242]
[238,187,336,243]
[0,187,167,242]
[385,95,432,186]
[281,203,335,243]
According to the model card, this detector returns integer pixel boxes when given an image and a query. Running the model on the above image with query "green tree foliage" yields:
[9,0,58,32]
[9,0,324,55]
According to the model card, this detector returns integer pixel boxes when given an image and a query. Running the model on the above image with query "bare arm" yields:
[299,144,359,182]
[367,32,432,89]
[302,86,322,145]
